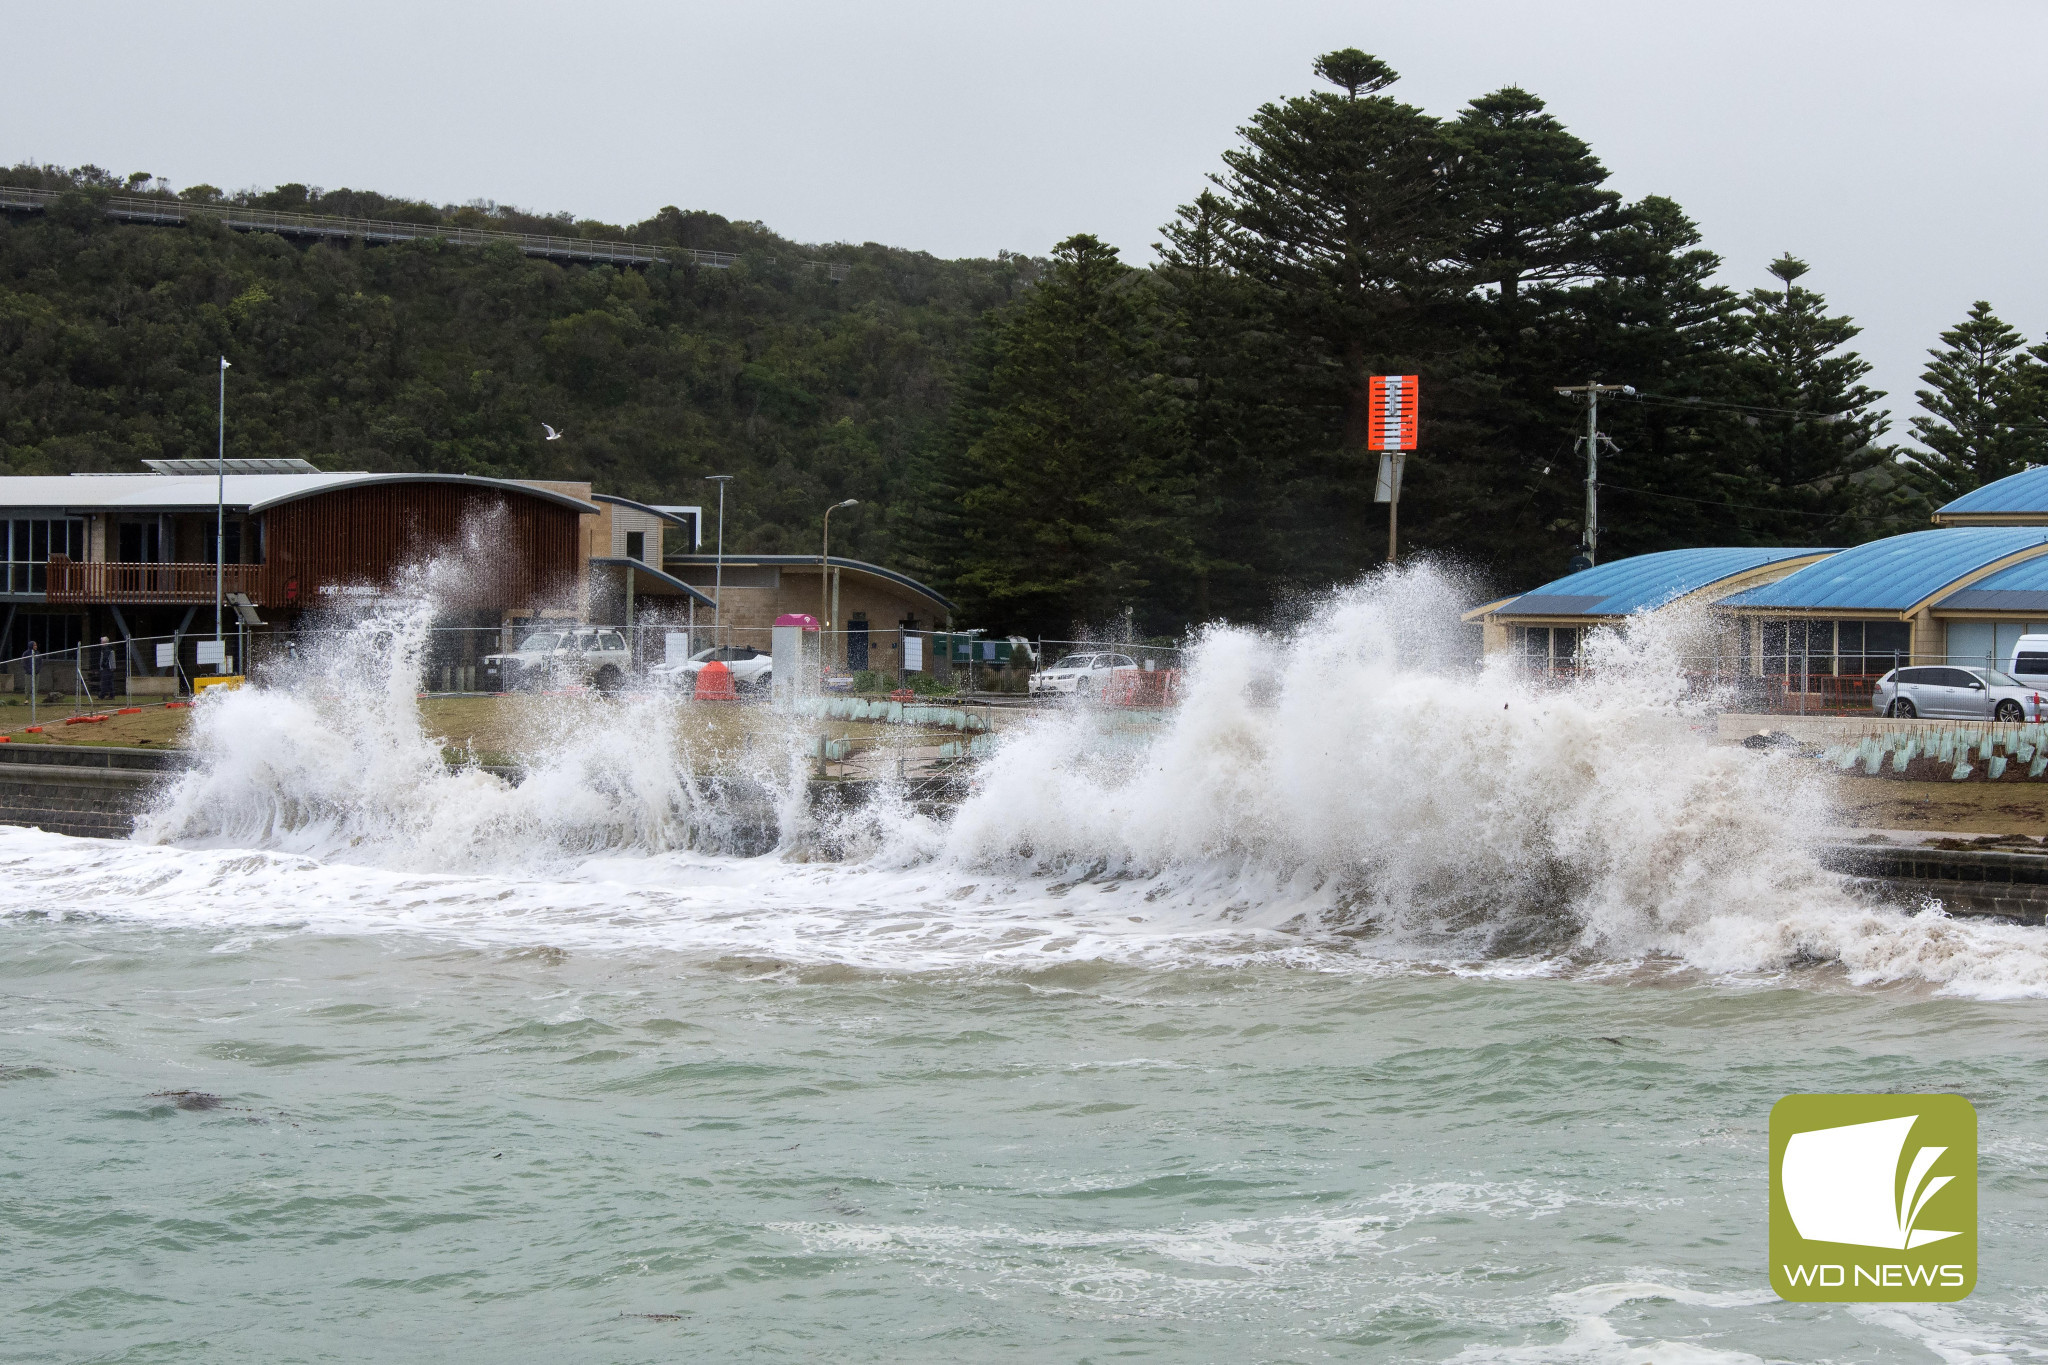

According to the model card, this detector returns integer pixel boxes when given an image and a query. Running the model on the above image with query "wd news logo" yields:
[1770,1094,1976,1302]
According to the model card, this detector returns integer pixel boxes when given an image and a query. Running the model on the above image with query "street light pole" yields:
[705,475,733,645]
[215,356,230,650]
[821,499,857,666]
[1553,380,1633,567]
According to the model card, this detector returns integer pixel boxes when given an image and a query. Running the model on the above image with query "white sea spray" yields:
[82,558,2048,998]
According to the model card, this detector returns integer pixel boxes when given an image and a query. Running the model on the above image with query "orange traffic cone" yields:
[693,659,739,702]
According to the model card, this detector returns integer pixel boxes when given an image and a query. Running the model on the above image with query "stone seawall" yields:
[1,747,2036,926]
[0,745,179,839]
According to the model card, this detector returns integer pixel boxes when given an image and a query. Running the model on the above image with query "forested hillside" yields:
[0,163,1037,567]
[8,51,2048,638]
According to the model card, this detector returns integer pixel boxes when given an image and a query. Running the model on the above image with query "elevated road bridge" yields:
[0,185,851,280]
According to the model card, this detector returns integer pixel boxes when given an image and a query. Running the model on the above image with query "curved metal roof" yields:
[0,472,599,516]
[1493,546,1834,618]
[591,493,691,528]
[1934,467,2048,517]
[589,556,716,607]
[1721,527,2048,611]
[666,553,955,611]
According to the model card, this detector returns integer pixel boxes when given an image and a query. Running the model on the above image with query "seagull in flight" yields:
[542,423,564,441]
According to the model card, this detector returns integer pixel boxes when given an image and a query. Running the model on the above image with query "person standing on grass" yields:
[96,637,118,699]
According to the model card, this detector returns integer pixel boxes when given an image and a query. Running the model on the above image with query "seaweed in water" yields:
[148,1090,226,1111]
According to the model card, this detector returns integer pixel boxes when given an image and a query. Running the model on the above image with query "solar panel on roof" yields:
[140,457,324,475]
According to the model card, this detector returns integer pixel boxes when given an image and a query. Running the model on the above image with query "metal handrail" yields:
[0,186,854,280]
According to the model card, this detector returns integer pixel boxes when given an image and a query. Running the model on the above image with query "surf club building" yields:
[1466,546,1835,669]
[0,460,962,690]
[0,462,710,689]
[1476,465,2048,702]
[658,552,955,672]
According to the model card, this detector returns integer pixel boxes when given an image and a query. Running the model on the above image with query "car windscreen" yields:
[517,633,560,651]
[1054,655,1094,669]
[691,647,719,662]
[1975,668,2021,688]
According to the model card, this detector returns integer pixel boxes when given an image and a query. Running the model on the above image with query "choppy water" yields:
[6,569,2048,1361]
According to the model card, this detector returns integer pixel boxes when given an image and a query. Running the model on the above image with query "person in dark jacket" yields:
[95,636,119,699]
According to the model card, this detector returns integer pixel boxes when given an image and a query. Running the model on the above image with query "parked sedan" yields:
[1873,665,2048,721]
[1028,652,1140,697]
[647,645,774,693]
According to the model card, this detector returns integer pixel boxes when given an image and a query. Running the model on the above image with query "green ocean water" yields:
[5,901,2045,1364]
[12,576,2048,1360]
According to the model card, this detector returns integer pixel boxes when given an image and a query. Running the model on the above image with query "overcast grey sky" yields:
[7,0,2044,437]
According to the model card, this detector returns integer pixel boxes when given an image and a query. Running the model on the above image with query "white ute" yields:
[481,627,633,693]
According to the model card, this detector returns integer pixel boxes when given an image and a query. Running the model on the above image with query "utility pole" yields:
[704,474,733,644]
[215,356,230,651]
[1553,380,1633,566]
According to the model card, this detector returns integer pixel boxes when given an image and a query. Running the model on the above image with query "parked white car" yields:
[647,645,774,694]
[1028,651,1140,697]
[481,627,632,693]
[1873,665,2048,721]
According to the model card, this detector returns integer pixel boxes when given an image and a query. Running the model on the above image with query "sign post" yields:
[1369,374,1419,563]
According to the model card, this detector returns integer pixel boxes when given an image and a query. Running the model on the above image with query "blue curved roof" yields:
[1936,550,2048,611]
[1495,546,1834,618]
[1722,527,2048,611]
[1936,466,2048,517]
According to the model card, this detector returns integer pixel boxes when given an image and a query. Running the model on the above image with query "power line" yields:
[1622,391,1868,423]
[1596,479,1847,521]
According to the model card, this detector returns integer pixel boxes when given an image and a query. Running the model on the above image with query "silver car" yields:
[1028,652,1139,696]
[647,645,774,694]
[1873,665,2048,721]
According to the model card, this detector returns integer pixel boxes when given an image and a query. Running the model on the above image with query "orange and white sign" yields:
[1368,375,1419,451]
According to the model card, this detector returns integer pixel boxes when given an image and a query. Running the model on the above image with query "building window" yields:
[1946,620,2048,672]
[203,520,248,566]
[1757,618,1910,681]
[1512,625,1580,668]
[625,531,645,564]
[4,612,87,656]
[6,518,86,593]
[117,521,163,563]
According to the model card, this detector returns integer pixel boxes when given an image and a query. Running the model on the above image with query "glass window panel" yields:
[1947,621,1995,668]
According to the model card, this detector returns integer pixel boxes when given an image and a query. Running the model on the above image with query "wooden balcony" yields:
[43,557,265,605]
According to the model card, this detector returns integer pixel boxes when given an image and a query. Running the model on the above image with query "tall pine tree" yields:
[1561,197,1759,559]
[1906,300,2047,504]
[1209,50,1467,575]
[934,235,1189,638]
[1150,191,1292,623]
[1733,254,1891,538]
[1435,87,1623,576]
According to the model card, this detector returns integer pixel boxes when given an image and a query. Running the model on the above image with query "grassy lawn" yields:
[0,695,191,748]
[1834,775,2048,835]
[0,692,964,775]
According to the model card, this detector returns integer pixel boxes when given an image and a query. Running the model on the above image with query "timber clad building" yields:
[1,465,600,683]
[1,461,954,687]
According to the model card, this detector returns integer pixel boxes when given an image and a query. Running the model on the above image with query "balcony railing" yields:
[42,557,264,605]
